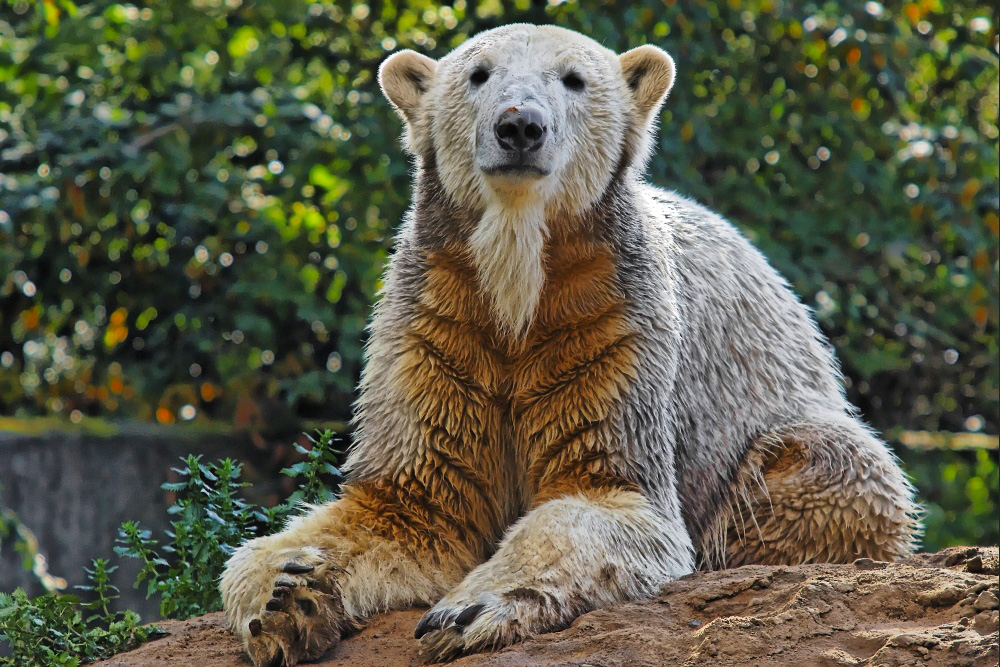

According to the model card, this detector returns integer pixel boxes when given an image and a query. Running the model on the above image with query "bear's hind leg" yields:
[721,413,922,567]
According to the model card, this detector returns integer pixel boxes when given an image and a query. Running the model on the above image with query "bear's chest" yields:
[412,239,639,452]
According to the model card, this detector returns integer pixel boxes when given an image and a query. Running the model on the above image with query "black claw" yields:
[248,618,262,637]
[454,604,485,628]
[274,578,296,588]
[414,612,439,639]
[265,598,283,611]
[282,562,315,574]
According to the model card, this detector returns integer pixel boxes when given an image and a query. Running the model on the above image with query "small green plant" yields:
[115,456,268,619]
[0,559,163,667]
[114,430,342,619]
[0,429,343,664]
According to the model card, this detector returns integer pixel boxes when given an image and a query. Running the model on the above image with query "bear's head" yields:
[379,24,675,216]
[378,24,675,334]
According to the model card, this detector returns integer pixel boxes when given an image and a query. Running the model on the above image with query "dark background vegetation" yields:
[0,0,997,566]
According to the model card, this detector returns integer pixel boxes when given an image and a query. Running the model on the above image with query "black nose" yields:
[495,106,547,152]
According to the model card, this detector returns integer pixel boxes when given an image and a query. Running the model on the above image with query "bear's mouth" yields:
[482,164,550,177]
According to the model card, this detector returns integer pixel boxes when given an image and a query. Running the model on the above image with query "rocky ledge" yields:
[96,546,999,667]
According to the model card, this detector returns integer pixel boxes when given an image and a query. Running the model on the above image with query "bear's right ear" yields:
[619,45,675,126]
[379,50,437,123]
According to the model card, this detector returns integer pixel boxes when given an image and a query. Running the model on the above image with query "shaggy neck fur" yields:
[469,197,549,335]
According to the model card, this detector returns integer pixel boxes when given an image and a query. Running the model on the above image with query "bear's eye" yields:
[561,72,585,91]
[469,68,490,86]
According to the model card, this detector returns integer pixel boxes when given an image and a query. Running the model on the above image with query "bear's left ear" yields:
[379,50,438,123]
[619,45,675,125]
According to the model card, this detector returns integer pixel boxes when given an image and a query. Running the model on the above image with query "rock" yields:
[974,591,999,612]
[965,555,986,573]
[919,585,970,607]
[96,546,999,667]
[945,547,983,567]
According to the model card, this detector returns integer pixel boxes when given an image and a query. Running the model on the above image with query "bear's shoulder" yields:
[636,183,745,250]
[634,182,791,293]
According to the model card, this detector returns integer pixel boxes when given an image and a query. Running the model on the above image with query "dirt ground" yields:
[96,546,999,667]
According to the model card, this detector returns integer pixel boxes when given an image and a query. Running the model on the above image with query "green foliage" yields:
[899,447,1000,551]
[0,560,162,667]
[114,456,269,619]
[0,430,342,663]
[0,0,995,438]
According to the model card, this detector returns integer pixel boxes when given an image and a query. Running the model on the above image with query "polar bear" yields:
[221,24,920,666]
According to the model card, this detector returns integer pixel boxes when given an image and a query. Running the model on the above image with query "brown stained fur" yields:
[518,237,640,504]
[340,481,474,562]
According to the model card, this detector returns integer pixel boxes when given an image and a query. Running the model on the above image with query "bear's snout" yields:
[495,106,548,153]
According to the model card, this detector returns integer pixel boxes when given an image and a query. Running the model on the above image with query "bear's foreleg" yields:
[414,486,694,662]
[221,480,482,667]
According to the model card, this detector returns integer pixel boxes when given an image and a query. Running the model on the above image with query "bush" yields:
[114,457,269,620]
[1,1,996,437]
[0,560,161,667]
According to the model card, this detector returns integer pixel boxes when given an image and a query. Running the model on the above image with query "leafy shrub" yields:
[0,430,342,665]
[0,559,161,667]
[0,1,995,439]
[279,430,344,507]
[114,457,270,620]
[114,430,341,619]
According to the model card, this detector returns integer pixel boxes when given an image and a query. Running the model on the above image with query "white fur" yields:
[469,197,548,333]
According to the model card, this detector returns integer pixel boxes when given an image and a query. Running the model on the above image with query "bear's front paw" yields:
[414,585,574,663]
[224,546,350,667]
